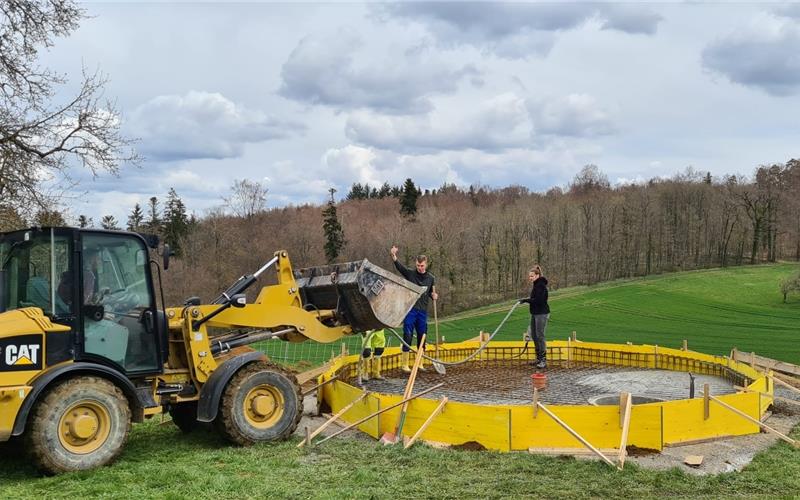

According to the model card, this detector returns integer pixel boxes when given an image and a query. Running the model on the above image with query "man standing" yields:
[390,245,437,372]
[519,265,550,369]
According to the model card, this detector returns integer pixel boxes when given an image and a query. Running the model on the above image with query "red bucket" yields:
[531,372,547,390]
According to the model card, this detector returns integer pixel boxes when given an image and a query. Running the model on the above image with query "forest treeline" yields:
[161,161,800,314]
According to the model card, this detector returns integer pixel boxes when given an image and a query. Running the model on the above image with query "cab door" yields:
[79,232,162,374]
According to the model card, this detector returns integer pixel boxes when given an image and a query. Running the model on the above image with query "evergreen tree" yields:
[163,188,189,256]
[346,183,367,200]
[100,215,119,230]
[378,182,392,198]
[145,196,162,233]
[322,188,346,263]
[77,215,93,228]
[127,203,144,231]
[399,178,420,218]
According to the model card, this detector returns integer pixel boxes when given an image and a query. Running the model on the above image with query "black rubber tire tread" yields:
[215,361,302,446]
[25,376,131,475]
[169,401,199,433]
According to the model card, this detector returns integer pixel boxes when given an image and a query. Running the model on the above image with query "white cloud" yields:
[128,91,305,161]
[278,29,481,114]
[702,13,800,96]
[528,94,617,137]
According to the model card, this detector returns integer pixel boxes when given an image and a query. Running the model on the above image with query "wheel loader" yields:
[0,227,424,474]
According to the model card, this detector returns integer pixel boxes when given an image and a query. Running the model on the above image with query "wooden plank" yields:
[703,384,710,420]
[734,351,800,378]
[301,374,339,396]
[710,395,799,447]
[298,392,368,447]
[770,375,800,396]
[395,334,427,439]
[404,397,448,449]
[315,383,445,446]
[532,388,539,418]
[618,393,633,468]
[536,402,620,470]
[296,362,333,385]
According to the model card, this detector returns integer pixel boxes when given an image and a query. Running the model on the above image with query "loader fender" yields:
[197,351,266,423]
[12,362,141,437]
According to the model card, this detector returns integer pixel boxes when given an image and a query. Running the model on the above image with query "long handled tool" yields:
[432,290,445,375]
[382,333,427,443]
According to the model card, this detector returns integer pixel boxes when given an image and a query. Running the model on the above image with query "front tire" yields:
[215,362,301,446]
[26,376,131,475]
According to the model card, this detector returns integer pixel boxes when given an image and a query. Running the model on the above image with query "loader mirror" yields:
[231,293,247,308]
[162,244,170,271]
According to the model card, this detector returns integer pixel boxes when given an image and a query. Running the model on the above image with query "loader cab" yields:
[0,227,164,375]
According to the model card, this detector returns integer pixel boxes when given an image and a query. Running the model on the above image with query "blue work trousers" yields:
[402,308,428,352]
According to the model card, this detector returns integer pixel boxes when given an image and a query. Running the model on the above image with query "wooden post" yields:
[298,392,368,448]
[682,339,688,351]
[654,345,659,369]
[301,374,339,397]
[703,384,710,420]
[305,426,311,447]
[618,393,632,468]
[751,351,757,370]
[571,331,577,342]
[341,342,347,358]
[315,383,445,445]
[395,334,427,439]
[566,337,572,368]
[533,387,539,418]
[730,347,738,362]
[404,397,448,449]
[536,402,620,470]
[710,395,799,447]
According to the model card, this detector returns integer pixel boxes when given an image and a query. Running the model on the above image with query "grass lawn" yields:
[2,263,799,498]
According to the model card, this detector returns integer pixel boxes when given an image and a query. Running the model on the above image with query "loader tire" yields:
[26,376,131,475]
[169,402,199,433]
[215,362,302,446]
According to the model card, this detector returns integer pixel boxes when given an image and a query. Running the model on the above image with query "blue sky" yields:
[42,1,800,222]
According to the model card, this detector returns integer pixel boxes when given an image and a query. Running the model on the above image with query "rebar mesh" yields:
[334,345,747,406]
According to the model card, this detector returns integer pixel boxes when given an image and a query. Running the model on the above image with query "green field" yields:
[1,263,799,498]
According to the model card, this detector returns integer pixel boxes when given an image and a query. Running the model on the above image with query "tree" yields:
[780,272,800,303]
[222,178,268,218]
[100,215,118,230]
[77,214,92,228]
[346,183,368,200]
[322,188,345,263]
[569,164,610,195]
[163,188,189,255]
[399,178,420,218]
[126,203,144,231]
[0,1,137,218]
[34,208,65,226]
[0,205,25,231]
[144,196,161,233]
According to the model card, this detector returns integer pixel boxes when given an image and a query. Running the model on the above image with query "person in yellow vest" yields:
[359,329,386,382]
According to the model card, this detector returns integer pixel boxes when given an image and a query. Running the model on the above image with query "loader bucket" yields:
[295,259,426,331]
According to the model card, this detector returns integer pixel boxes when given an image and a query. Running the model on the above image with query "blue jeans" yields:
[402,308,428,352]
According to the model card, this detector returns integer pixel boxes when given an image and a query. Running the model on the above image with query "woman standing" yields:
[520,265,550,369]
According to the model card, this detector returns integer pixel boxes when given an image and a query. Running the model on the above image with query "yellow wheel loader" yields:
[0,227,424,474]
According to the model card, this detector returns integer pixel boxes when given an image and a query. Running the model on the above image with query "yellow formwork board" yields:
[321,380,379,437]
[510,403,663,451]
[661,392,760,445]
[318,340,772,451]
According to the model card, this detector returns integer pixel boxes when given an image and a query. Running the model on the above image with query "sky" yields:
[40,1,800,222]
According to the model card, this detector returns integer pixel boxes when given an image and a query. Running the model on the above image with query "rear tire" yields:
[215,362,301,446]
[26,376,130,475]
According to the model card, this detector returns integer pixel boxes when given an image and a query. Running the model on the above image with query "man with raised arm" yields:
[390,245,438,373]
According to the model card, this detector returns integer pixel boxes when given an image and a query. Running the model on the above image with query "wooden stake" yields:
[395,334,427,439]
[618,393,632,468]
[533,387,539,418]
[298,392,368,448]
[734,386,800,407]
[769,375,800,396]
[341,342,347,358]
[536,402,620,470]
[703,383,710,420]
[315,383,445,445]
[305,426,311,447]
[710,395,799,447]
[682,339,688,351]
[404,397,448,449]
[571,331,577,342]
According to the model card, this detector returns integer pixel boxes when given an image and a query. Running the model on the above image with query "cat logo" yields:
[0,335,43,371]
[5,344,40,366]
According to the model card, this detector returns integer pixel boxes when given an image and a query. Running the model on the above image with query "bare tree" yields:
[222,178,268,219]
[0,1,137,219]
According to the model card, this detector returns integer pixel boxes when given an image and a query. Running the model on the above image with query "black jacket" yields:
[394,260,435,311]
[521,277,550,315]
